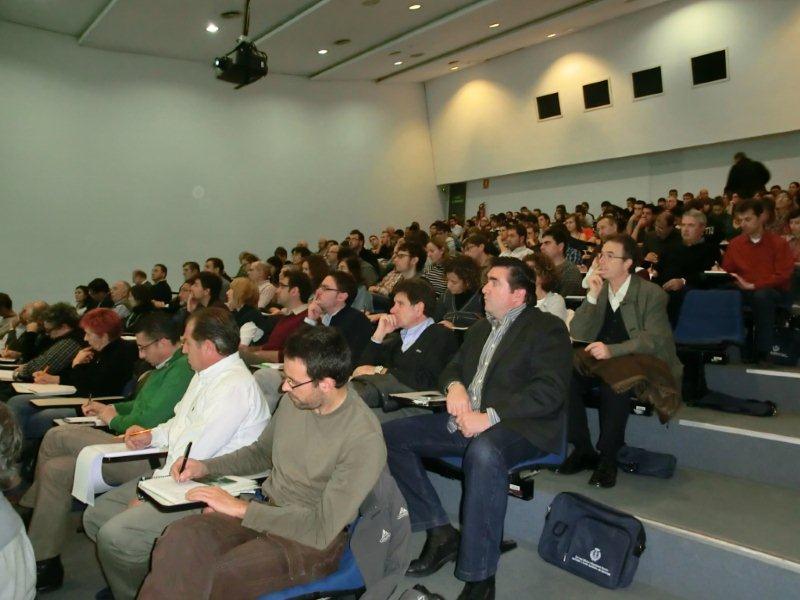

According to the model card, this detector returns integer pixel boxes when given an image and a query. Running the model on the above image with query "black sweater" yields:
[358,323,458,390]
[654,238,722,287]
[60,337,139,396]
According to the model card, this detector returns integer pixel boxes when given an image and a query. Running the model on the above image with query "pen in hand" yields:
[178,441,193,476]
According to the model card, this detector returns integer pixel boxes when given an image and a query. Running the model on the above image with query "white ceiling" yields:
[0,0,671,82]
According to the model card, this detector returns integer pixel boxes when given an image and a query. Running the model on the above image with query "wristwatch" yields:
[373,366,387,375]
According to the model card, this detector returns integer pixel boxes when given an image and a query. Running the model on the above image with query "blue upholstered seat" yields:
[674,289,746,346]
[259,520,364,600]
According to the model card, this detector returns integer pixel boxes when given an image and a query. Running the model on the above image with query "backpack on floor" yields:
[616,446,677,479]
[538,492,646,589]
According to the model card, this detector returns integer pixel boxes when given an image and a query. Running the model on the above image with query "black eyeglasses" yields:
[317,285,341,294]
[285,378,313,390]
[137,339,159,351]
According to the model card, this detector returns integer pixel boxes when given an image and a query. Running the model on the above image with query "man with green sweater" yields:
[20,313,193,593]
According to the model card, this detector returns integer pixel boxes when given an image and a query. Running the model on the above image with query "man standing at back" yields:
[83,308,269,600]
[383,257,572,600]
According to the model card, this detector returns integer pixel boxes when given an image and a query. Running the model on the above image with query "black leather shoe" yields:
[457,576,495,600]
[406,524,460,577]
[589,459,618,488]
[36,556,64,593]
[557,449,599,475]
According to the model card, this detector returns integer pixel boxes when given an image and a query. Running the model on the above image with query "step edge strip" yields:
[678,419,800,446]
[637,516,800,573]
[745,368,800,379]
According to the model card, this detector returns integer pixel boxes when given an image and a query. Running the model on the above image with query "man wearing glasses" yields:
[304,272,372,363]
[20,312,194,593]
[562,234,682,488]
[139,327,388,599]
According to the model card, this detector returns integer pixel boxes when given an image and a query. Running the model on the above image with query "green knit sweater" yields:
[108,349,194,434]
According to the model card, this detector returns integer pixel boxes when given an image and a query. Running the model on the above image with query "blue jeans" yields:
[8,393,74,439]
[383,412,544,581]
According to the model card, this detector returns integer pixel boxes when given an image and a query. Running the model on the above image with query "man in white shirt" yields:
[83,307,270,600]
[247,261,277,309]
[498,223,534,260]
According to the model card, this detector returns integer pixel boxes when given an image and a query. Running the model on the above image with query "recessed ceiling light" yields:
[450,66,459,71]
[547,33,557,38]
[489,23,500,28]
[408,4,422,10]
[394,61,403,66]
[206,23,219,33]
[317,49,328,54]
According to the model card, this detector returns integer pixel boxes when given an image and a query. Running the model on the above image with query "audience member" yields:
[19,313,193,592]
[0,405,35,600]
[563,235,682,488]
[83,308,269,600]
[204,257,231,301]
[348,229,381,274]
[235,252,259,278]
[131,269,149,287]
[721,199,794,361]
[10,309,138,441]
[124,284,155,332]
[74,285,90,316]
[653,209,722,324]
[245,261,276,309]
[461,234,495,282]
[182,261,200,282]
[226,278,270,346]
[524,253,567,322]
[300,254,330,291]
[337,255,374,312]
[139,327,387,599]
[86,278,113,310]
[12,303,83,382]
[785,208,800,264]
[630,203,655,244]
[370,240,425,298]
[422,235,449,297]
[383,257,571,600]
[187,272,225,314]
[435,255,484,329]
[149,264,172,304]
[0,293,15,345]
[642,211,682,265]
[540,227,584,297]
[240,270,311,365]
[498,223,533,259]
[353,279,457,415]
[109,280,132,319]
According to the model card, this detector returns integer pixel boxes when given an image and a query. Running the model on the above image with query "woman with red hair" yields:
[9,308,139,448]
[32,308,138,397]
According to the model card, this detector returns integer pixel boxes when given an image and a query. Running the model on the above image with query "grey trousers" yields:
[19,425,151,561]
[83,477,201,600]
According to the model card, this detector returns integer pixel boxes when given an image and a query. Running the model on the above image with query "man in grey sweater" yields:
[139,326,387,599]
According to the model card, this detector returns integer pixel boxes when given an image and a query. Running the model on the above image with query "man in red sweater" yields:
[241,270,311,365]
[722,198,794,360]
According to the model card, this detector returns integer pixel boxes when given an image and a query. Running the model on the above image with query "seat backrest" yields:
[674,289,745,345]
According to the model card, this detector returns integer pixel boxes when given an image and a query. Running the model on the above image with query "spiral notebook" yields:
[138,474,259,507]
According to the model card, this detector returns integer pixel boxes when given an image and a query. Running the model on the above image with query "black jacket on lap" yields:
[358,323,458,391]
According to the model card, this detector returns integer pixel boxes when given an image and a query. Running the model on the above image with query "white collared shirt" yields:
[399,317,434,352]
[149,352,270,477]
[586,275,632,312]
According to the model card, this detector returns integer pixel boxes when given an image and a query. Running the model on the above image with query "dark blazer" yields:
[328,306,374,367]
[439,305,572,455]
[151,280,172,304]
[359,323,458,391]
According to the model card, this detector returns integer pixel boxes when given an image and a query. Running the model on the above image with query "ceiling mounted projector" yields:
[213,0,268,89]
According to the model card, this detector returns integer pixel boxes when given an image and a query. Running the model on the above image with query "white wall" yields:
[425,0,800,185]
[0,21,441,304]
[465,131,800,218]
